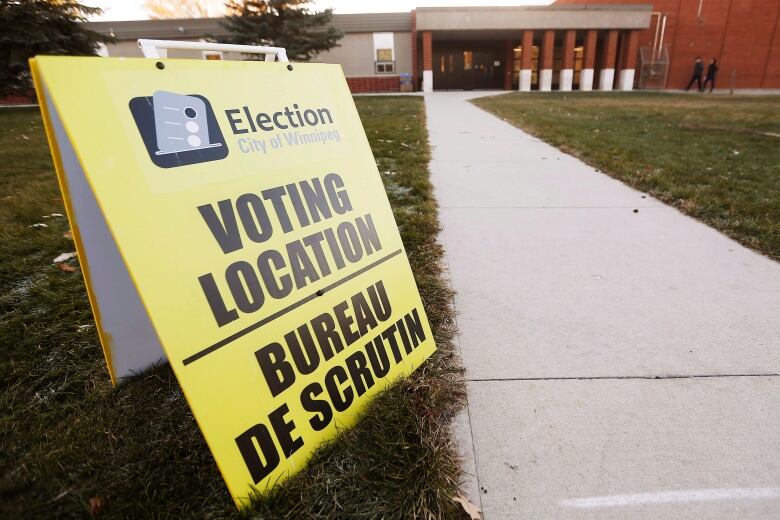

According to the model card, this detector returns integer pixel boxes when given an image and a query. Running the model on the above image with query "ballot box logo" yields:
[129,91,229,168]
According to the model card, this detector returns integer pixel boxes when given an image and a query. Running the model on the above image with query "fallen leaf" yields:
[453,493,482,520]
[89,496,106,516]
[63,230,73,240]
[53,252,77,263]
[57,263,77,273]
[51,488,72,502]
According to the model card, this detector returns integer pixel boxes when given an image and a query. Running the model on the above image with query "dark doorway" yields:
[433,41,505,90]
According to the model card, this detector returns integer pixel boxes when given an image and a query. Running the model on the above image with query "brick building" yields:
[557,0,780,90]
[75,2,779,94]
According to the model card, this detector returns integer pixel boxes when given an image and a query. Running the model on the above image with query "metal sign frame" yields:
[138,39,289,62]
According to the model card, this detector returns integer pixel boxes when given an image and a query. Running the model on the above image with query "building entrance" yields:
[433,41,504,90]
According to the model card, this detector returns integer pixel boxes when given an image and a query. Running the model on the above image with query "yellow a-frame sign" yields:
[31,53,436,507]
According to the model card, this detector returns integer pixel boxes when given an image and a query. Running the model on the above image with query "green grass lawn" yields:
[473,92,780,260]
[0,98,465,518]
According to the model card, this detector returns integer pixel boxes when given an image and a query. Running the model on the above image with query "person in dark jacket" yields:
[703,58,718,93]
[685,57,704,91]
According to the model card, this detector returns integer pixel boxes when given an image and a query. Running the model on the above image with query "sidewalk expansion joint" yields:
[468,373,780,382]
[440,205,660,210]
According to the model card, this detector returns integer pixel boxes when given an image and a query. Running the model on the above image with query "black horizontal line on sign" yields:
[182,248,404,366]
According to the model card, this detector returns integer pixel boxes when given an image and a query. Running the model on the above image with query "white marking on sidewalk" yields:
[560,488,780,508]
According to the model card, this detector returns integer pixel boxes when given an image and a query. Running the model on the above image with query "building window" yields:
[463,51,473,71]
[574,46,584,84]
[376,48,393,62]
[375,61,395,74]
[373,32,395,75]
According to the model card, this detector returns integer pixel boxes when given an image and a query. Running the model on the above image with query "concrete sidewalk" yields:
[425,91,780,519]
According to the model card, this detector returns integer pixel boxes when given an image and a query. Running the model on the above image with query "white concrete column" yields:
[618,29,639,92]
[580,69,594,91]
[519,30,534,92]
[559,69,573,91]
[421,30,433,93]
[618,68,635,91]
[582,30,597,91]
[519,69,532,91]
[560,29,576,92]
[539,29,555,93]
[539,69,552,91]
[599,29,618,92]
[422,70,433,92]
[599,68,615,91]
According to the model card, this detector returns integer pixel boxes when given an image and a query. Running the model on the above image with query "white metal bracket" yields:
[137,39,289,62]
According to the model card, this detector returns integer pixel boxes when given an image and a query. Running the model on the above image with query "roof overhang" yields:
[84,13,412,41]
[415,5,653,32]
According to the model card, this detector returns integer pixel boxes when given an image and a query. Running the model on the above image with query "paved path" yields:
[425,91,780,519]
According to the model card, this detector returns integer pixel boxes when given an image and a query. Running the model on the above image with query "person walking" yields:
[703,58,718,93]
[685,56,704,92]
